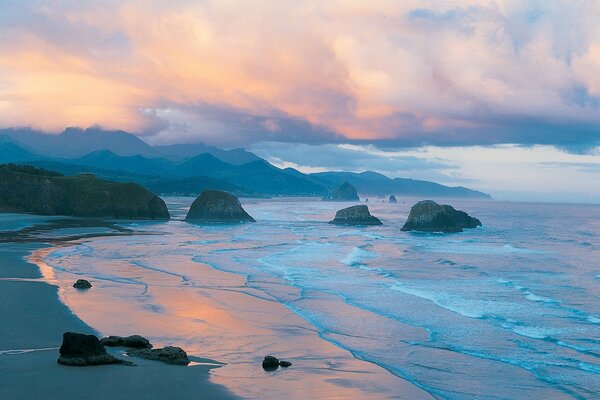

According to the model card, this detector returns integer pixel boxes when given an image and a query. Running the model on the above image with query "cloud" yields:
[1,1,600,149]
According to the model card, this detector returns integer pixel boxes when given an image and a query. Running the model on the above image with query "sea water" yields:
[42,197,600,399]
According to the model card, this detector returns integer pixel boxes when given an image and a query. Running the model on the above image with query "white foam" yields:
[340,246,374,266]
[390,284,485,318]
[587,315,600,324]
[511,325,553,339]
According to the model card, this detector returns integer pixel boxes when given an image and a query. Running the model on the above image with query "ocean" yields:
[39,197,600,399]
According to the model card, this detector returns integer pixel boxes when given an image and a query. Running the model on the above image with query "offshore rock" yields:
[389,195,397,203]
[185,190,255,222]
[72,279,92,289]
[329,205,382,226]
[322,181,359,201]
[401,200,481,233]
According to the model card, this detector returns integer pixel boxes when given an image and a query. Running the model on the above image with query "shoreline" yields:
[11,213,437,399]
[0,224,236,400]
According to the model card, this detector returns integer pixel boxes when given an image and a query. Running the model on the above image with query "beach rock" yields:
[329,205,382,226]
[185,190,255,223]
[389,195,397,203]
[100,335,152,349]
[323,181,359,201]
[262,355,280,370]
[401,200,481,233]
[127,346,190,365]
[57,332,131,366]
[72,279,92,289]
[279,360,292,367]
[0,164,169,219]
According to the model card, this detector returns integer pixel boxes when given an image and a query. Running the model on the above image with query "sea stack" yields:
[401,200,481,233]
[57,332,131,366]
[389,195,397,203]
[329,205,382,226]
[323,181,359,201]
[185,190,255,223]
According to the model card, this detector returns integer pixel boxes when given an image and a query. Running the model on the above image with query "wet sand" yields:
[0,224,235,400]
[0,213,435,399]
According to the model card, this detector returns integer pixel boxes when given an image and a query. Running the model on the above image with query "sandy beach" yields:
[0,212,435,400]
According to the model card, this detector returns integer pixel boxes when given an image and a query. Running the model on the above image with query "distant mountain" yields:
[1,126,491,199]
[310,171,491,199]
[1,127,259,163]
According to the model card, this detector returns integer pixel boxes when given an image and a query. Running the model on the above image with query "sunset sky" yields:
[2,1,600,202]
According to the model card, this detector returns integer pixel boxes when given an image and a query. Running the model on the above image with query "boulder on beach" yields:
[322,181,359,201]
[329,205,382,226]
[127,346,190,365]
[57,332,131,366]
[185,190,255,223]
[279,360,292,367]
[100,335,152,349]
[0,164,170,220]
[401,200,481,233]
[72,279,92,289]
[389,195,397,203]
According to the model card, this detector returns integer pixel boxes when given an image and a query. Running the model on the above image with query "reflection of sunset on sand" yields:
[36,230,432,399]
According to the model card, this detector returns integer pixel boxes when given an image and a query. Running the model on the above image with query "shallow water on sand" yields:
[40,198,599,399]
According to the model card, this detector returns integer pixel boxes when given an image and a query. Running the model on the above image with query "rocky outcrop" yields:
[389,195,397,203]
[262,355,292,370]
[100,335,152,349]
[127,346,190,365]
[322,181,359,201]
[0,164,169,219]
[401,200,481,233]
[329,205,382,226]
[57,332,131,366]
[73,279,92,289]
[185,190,255,223]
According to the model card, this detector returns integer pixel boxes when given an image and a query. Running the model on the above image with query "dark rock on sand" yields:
[185,190,255,223]
[127,346,190,365]
[0,164,169,219]
[72,279,92,289]
[401,200,481,233]
[262,355,280,371]
[279,360,292,367]
[100,335,152,349]
[322,181,359,201]
[389,195,397,203]
[57,332,131,366]
[329,205,382,226]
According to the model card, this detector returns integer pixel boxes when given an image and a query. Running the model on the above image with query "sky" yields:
[1,0,600,202]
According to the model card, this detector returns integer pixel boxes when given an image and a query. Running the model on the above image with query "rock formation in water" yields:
[322,181,359,201]
[329,205,382,226]
[100,335,152,349]
[184,190,255,222]
[72,279,92,289]
[0,164,169,219]
[401,200,481,233]
[127,346,190,365]
[389,195,397,203]
[57,332,132,366]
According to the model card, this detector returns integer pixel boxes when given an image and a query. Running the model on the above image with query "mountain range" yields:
[0,127,491,199]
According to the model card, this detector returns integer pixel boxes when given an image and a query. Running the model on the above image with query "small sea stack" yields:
[185,190,255,223]
[322,181,359,201]
[401,200,481,233]
[329,205,382,226]
[389,195,397,203]
[72,279,92,289]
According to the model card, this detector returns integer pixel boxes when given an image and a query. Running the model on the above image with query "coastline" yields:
[0,211,433,399]
[0,220,236,400]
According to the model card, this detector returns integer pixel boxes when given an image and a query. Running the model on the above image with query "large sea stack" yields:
[401,200,481,233]
[185,190,255,222]
[329,205,382,226]
[323,181,359,201]
[0,164,169,219]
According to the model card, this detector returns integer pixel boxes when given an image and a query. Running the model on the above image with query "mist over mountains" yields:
[0,127,491,199]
